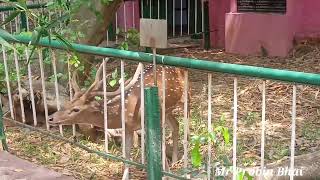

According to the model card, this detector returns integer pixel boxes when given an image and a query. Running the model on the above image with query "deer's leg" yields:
[166,113,179,163]
[125,129,134,160]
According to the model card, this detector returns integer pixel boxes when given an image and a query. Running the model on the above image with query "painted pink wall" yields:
[116,0,140,31]
[225,0,320,57]
[209,0,230,48]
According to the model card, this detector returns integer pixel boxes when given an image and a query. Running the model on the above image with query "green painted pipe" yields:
[0,3,47,12]
[2,33,320,86]
[145,87,162,180]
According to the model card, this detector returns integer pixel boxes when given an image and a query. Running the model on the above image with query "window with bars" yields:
[237,0,286,14]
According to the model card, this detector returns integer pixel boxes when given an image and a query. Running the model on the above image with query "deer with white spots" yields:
[48,62,190,163]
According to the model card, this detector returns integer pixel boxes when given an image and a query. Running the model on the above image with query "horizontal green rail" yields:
[2,33,320,86]
[0,3,47,12]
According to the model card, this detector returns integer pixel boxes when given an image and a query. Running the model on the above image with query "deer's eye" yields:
[72,108,80,113]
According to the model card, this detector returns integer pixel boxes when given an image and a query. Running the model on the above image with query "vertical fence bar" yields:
[25,49,38,126]
[1,13,13,119]
[133,1,136,28]
[116,12,118,44]
[183,70,189,170]
[165,0,168,20]
[195,0,197,34]
[103,58,109,153]
[51,50,63,136]
[140,64,145,164]
[173,0,175,36]
[260,81,266,180]
[67,55,76,136]
[150,0,152,18]
[232,78,238,180]
[290,85,297,180]
[2,46,14,119]
[201,0,204,34]
[38,50,49,130]
[124,2,127,41]
[121,60,129,180]
[141,0,144,18]
[188,0,190,35]
[15,16,19,33]
[180,0,183,36]
[145,87,162,180]
[13,49,26,123]
[161,67,166,171]
[158,0,160,19]
[207,73,212,179]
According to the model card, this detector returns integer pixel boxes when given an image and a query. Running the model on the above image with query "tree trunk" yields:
[70,0,124,80]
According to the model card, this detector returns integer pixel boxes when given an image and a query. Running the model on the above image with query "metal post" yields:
[153,48,157,85]
[0,107,8,151]
[145,87,162,180]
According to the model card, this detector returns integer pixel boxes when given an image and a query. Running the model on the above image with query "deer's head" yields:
[48,62,143,128]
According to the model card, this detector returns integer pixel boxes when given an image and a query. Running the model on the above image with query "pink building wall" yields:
[225,0,320,56]
[116,0,140,31]
[209,0,230,48]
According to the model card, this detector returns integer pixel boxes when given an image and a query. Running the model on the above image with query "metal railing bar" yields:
[290,85,297,180]
[232,78,238,180]
[13,48,26,123]
[2,34,320,86]
[260,80,266,180]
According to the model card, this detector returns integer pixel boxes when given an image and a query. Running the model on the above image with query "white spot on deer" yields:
[129,113,134,117]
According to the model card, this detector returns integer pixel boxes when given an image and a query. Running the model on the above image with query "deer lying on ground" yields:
[49,62,190,163]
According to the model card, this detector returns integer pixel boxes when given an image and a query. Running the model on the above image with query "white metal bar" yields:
[150,0,152,18]
[67,55,76,136]
[158,0,160,19]
[166,0,168,20]
[260,81,266,180]
[201,0,204,33]
[15,16,19,33]
[232,78,238,180]
[121,60,129,179]
[124,3,127,41]
[51,50,63,136]
[25,49,38,126]
[183,70,189,169]
[2,46,14,119]
[140,64,145,164]
[180,0,183,36]
[103,58,109,153]
[38,50,49,130]
[13,49,26,123]
[9,12,12,34]
[132,1,136,28]
[162,67,166,171]
[290,85,297,180]
[188,0,190,34]
[141,0,144,18]
[195,0,197,34]
[207,73,212,179]
[173,0,175,36]
[116,12,118,44]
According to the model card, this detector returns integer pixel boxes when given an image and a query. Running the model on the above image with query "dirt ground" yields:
[3,39,320,179]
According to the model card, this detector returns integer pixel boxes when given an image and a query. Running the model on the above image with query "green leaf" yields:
[191,142,202,167]
[222,127,230,144]
[1,11,20,26]
[109,79,117,87]
[94,96,102,101]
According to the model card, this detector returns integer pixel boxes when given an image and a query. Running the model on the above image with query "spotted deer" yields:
[49,62,190,163]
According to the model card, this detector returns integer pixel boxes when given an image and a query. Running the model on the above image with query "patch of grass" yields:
[242,112,259,126]
[302,124,320,141]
